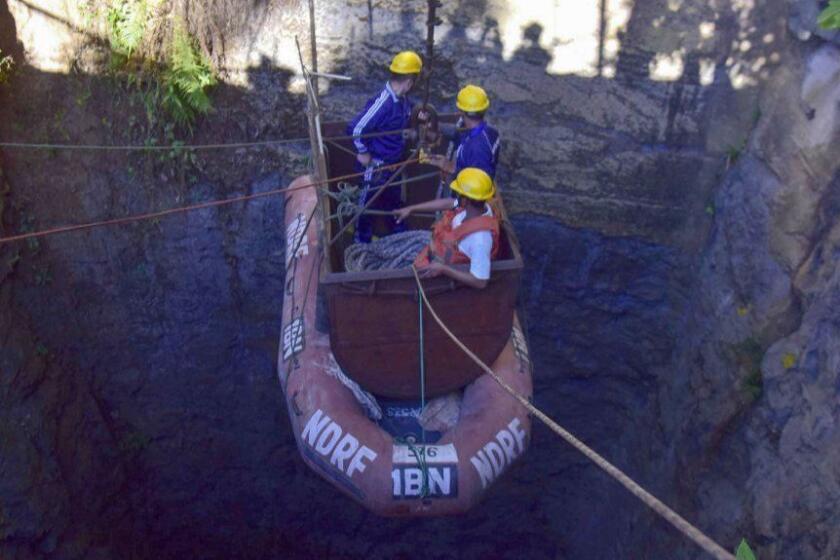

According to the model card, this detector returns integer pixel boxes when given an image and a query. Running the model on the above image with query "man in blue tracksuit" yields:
[347,50,422,243]
[426,84,501,183]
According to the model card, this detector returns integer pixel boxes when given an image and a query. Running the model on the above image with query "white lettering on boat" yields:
[286,212,309,265]
[282,317,305,361]
[385,406,421,418]
[301,409,377,478]
[469,418,528,489]
[392,466,456,498]
[511,325,532,374]
[391,444,459,499]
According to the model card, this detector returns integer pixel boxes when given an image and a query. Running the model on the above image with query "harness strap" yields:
[450,215,498,242]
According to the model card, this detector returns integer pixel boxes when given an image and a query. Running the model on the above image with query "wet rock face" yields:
[752,228,840,558]
[1,170,291,559]
[0,0,839,559]
[514,215,692,558]
[658,42,840,558]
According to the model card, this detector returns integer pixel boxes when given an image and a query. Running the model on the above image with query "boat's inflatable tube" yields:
[278,176,534,515]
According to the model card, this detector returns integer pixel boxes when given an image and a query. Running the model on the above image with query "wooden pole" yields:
[308,0,319,97]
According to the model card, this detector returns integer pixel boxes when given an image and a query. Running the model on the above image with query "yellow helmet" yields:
[450,168,495,201]
[456,84,490,113]
[389,51,423,74]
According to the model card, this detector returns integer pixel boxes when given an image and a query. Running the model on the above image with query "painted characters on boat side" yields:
[286,212,310,266]
[470,417,528,489]
[282,317,305,362]
[391,444,459,499]
[511,324,532,375]
[301,409,379,480]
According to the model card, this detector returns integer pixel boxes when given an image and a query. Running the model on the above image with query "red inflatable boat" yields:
[278,171,533,515]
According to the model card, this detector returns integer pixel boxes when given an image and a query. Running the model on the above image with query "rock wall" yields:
[659,37,840,558]
[0,0,838,559]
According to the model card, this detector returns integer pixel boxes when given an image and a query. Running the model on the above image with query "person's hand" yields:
[419,261,445,278]
[356,152,372,167]
[394,206,412,223]
[425,154,447,169]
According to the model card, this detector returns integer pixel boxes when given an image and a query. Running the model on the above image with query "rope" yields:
[419,288,427,418]
[396,437,431,498]
[409,266,736,560]
[0,159,411,245]
[343,230,430,272]
[0,139,311,151]
[416,290,430,497]
[325,182,360,230]
[325,172,447,231]
[0,128,412,152]
[327,157,420,246]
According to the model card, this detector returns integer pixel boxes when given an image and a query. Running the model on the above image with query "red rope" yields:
[0,159,419,245]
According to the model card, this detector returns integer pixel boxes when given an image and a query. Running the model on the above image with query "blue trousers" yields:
[355,166,406,243]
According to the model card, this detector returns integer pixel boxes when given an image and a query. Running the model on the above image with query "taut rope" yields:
[410,265,736,560]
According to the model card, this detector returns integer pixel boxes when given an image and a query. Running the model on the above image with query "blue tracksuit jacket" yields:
[452,120,501,179]
[347,82,413,165]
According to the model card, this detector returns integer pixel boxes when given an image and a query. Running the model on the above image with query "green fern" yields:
[736,538,757,560]
[106,0,148,57]
[101,5,215,133]
[819,0,840,29]
[161,21,216,130]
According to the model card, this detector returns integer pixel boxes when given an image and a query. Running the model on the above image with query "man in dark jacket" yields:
[347,50,422,243]
[425,84,501,182]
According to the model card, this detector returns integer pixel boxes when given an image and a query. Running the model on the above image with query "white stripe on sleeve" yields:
[353,90,389,153]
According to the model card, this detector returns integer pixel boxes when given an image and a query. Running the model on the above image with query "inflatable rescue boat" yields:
[278,172,533,515]
[276,66,533,514]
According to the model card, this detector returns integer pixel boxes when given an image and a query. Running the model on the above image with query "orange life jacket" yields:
[414,209,500,268]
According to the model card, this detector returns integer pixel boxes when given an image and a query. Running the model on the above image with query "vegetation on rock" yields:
[161,21,216,131]
[106,0,149,60]
[736,539,757,560]
[818,0,840,29]
[732,337,764,401]
[0,49,14,85]
[103,0,215,131]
